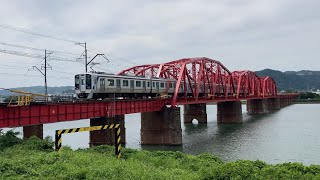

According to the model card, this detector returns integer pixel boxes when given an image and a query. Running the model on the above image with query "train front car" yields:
[75,74,94,99]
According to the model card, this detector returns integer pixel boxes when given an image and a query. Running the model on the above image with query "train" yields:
[74,72,230,99]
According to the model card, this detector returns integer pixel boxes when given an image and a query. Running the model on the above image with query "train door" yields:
[116,79,121,92]
[147,80,151,93]
[151,81,156,94]
[142,81,146,93]
[130,80,134,92]
[156,81,160,93]
[75,75,80,90]
[80,75,86,91]
[100,78,105,91]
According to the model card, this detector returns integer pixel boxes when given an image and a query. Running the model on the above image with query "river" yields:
[4,104,320,165]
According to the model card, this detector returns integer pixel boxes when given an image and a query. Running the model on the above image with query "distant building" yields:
[309,89,320,95]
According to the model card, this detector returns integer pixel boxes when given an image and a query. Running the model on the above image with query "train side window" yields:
[143,81,146,88]
[169,82,173,88]
[160,82,164,88]
[123,80,129,87]
[147,82,150,87]
[152,82,155,87]
[156,82,159,88]
[108,79,115,86]
[136,81,141,87]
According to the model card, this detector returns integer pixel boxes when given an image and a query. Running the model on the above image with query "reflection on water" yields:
[3,104,320,165]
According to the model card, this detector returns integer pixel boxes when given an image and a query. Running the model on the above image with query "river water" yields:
[4,104,320,165]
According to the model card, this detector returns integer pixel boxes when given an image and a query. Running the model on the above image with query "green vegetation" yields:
[0,129,21,151]
[295,92,320,103]
[299,92,320,100]
[0,130,320,179]
[256,69,320,91]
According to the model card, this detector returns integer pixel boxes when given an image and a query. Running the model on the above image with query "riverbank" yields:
[294,99,320,104]
[1,136,320,179]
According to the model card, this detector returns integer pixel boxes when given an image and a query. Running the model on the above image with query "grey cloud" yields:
[0,0,319,88]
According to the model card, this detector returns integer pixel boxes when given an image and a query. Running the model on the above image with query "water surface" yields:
[5,104,320,165]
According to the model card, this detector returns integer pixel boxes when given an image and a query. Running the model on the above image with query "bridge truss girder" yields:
[117,57,277,106]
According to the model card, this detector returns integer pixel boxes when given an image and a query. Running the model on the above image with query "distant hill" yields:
[0,86,74,97]
[255,69,320,91]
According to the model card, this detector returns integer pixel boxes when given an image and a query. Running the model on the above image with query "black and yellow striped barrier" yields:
[55,124,121,158]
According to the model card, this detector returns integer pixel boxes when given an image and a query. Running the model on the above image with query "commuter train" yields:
[75,72,230,99]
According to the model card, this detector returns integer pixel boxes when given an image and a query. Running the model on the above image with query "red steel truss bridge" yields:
[0,57,298,128]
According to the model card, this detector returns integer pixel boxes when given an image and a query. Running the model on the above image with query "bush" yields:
[0,129,22,151]
[8,136,54,152]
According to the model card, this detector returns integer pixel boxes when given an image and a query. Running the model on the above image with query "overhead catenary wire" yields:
[0,24,80,44]
[0,49,80,62]
[0,72,70,78]
[0,24,142,79]
[0,24,100,57]
[0,42,80,56]
[0,24,140,67]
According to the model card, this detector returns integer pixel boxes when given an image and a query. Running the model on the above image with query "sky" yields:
[0,0,320,88]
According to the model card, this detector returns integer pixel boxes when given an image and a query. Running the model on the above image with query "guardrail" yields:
[55,123,121,158]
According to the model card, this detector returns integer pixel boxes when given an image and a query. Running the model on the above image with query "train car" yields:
[75,72,176,99]
[74,72,231,100]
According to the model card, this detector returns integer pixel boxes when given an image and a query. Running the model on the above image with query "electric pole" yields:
[44,49,48,100]
[32,49,52,101]
[84,42,87,73]
[75,42,88,72]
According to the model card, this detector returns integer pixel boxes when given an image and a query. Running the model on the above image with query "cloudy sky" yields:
[0,0,319,88]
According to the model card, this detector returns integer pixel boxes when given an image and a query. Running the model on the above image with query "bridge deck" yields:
[0,94,297,128]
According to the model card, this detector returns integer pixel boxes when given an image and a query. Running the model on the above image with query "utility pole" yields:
[84,42,87,73]
[75,42,88,72]
[44,49,48,100]
[32,49,52,101]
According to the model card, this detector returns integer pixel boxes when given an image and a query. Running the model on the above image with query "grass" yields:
[0,132,320,179]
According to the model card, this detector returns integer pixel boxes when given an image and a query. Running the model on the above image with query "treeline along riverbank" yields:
[0,131,320,179]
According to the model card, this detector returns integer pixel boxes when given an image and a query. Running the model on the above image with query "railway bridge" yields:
[0,57,298,146]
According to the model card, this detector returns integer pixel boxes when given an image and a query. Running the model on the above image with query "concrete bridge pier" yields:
[89,115,126,147]
[279,98,284,108]
[217,101,242,124]
[184,104,207,123]
[23,124,43,139]
[288,98,292,105]
[267,98,281,112]
[141,106,182,145]
[247,99,268,115]
[280,98,289,108]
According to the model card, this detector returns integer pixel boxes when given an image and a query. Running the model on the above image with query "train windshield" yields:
[86,74,91,89]
[75,75,80,89]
